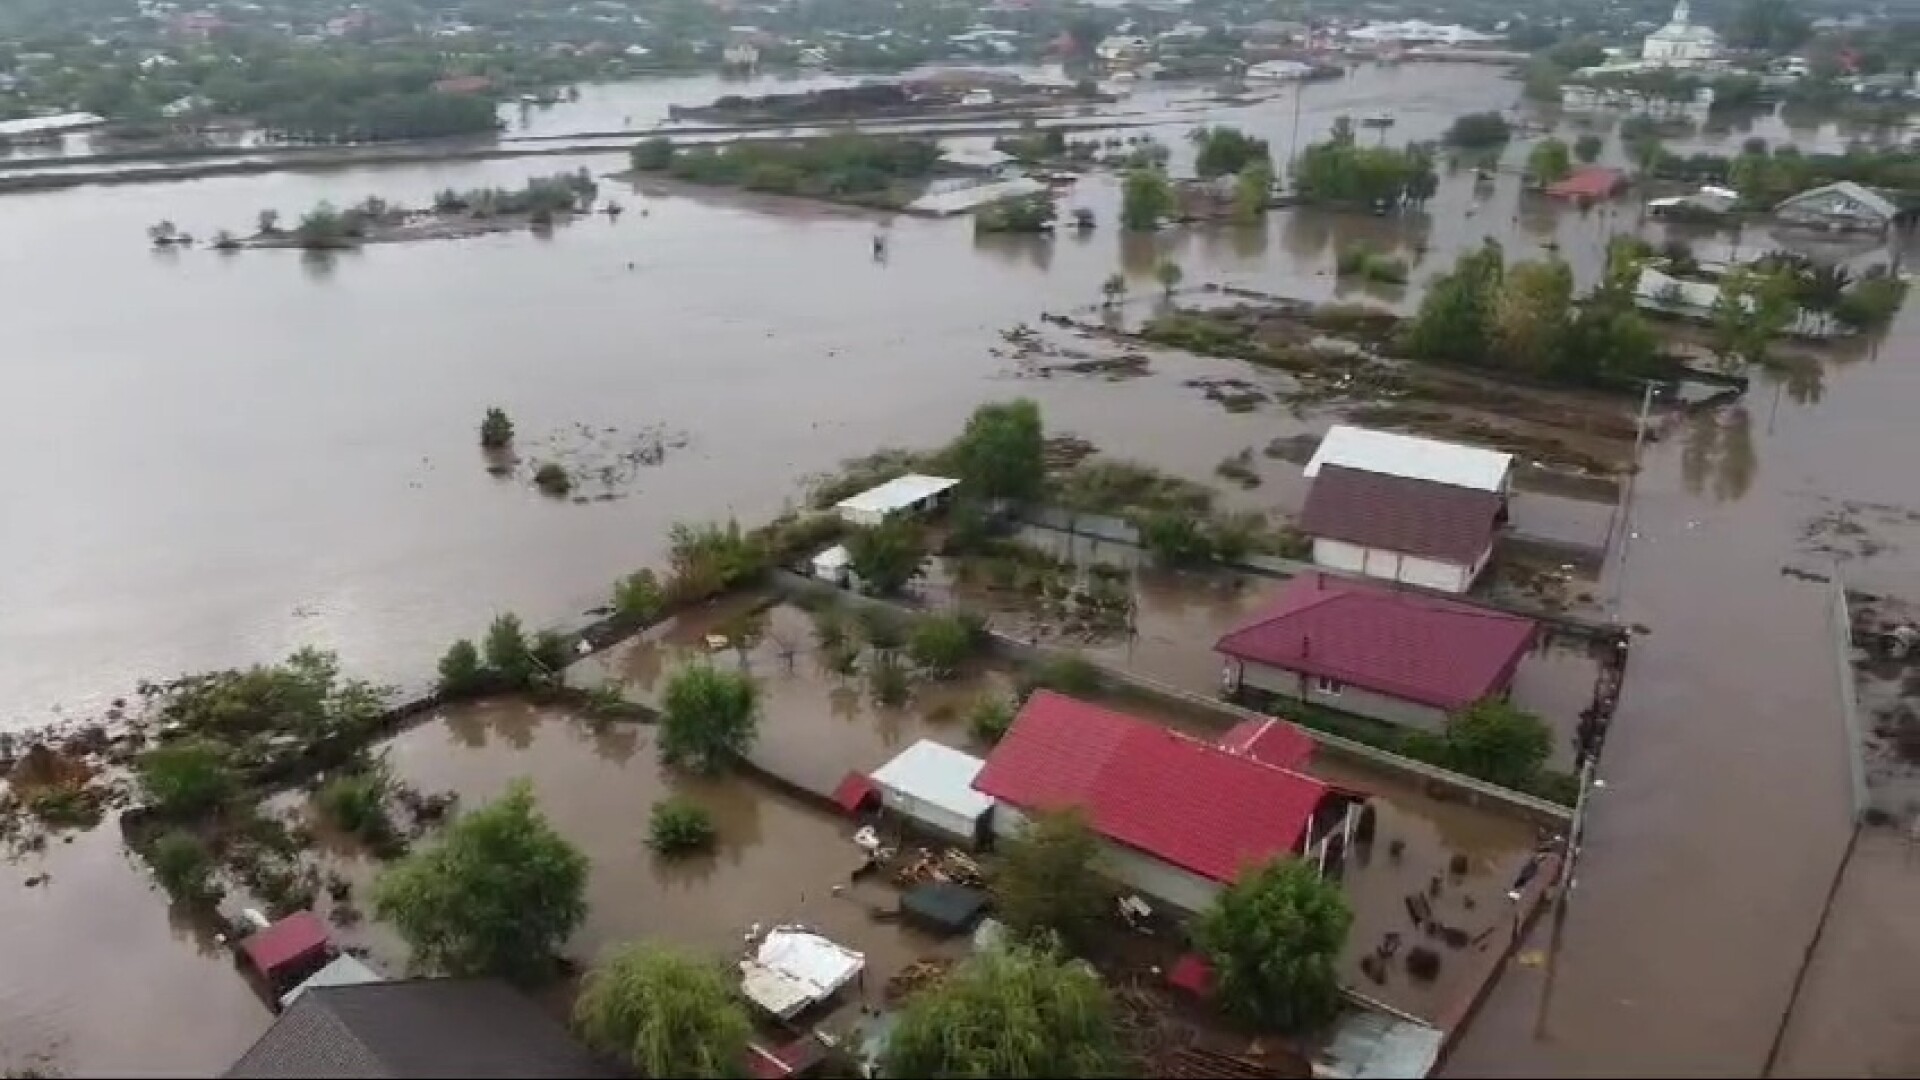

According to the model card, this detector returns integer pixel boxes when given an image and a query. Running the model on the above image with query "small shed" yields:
[835,474,959,528]
[831,771,880,815]
[240,911,332,993]
[868,739,995,845]
[811,544,852,585]
[901,882,990,935]
[740,928,865,1020]
[1544,166,1627,202]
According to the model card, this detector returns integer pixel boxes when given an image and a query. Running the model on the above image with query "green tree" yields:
[646,797,716,856]
[1196,858,1351,1033]
[484,613,538,688]
[1574,133,1604,164]
[993,810,1111,953]
[1154,258,1184,297]
[845,518,928,596]
[630,136,676,171]
[1233,161,1274,221]
[256,208,281,235]
[1120,167,1172,231]
[1526,137,1574,184]
[949,399,1045,502]
[1443,698,1552,788]
[612,568,665,623]
[318,765,393,842]
[1443,112,1513,149]
[908,613,976,678]
[479,407,514,449]
[1404,240,1505,365]
[372,780,588,982]
[881,945,1124,1078]
[137,739,238,819]
[437,638,485,696]
[658,665,760,773]
[1492,258,1575,374]
[968,694,1017,744]
[1711,268,1798,371]
[149,829,218,901]
[575,944,752,1078]
[1190,125,1271,179]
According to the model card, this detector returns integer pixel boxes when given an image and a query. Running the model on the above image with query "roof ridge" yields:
[1164,724,1327,790]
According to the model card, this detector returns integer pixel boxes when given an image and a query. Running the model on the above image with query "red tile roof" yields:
[241,911,331,982]
[1216,575,1537,710]
[1545,166,1627,200]
[1298,464,1501,565]
[1218,718,1316,771]
[972,692,1330,884]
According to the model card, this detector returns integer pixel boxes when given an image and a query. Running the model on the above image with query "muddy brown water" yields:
[3,62,1920,1074]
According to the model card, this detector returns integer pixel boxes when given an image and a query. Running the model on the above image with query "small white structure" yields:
[0,111,105,138]
[1346,20,1497,46]
[868,740,994,844]
[834,474,959,527]
[1648,184,1739,217]
[1246,59,1315,81]
[722,41,761,70]
[1305,425,1512,497]
[1642,0,1721,67]
[811,544,852,584]
[278,954,383,1009]
[1095,35,1151,63]
[740,928,865,1020]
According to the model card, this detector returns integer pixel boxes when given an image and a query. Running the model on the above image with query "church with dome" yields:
[1642,0,1723,67]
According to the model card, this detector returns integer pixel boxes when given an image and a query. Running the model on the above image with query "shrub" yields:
[318,769,392,841]
[137,739,238,820]
[437,638,486,696]
[968,695,1017,745]
[534,461,572,496]
[658,666,760,773]
[647,796,717,856]
[479,407,514,449]
[909,614,977,678]
[630,136,675,171]
[1025,653,1100,698]
[868,653,911,707]
[857,607,907,652]
[612,569,665,624]
[149,829,218,901]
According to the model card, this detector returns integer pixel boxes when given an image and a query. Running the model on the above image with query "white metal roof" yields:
[277,953,383,1008]
[0,112,104,137]
[870,739,994,821]
[1304,425,1512,493]
[835,474,959,517]
[812,544,851,570]
[739,928,865,1019]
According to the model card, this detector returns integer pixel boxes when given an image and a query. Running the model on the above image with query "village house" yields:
[972,691,1357,913]
[1635,264,1846,338]
[1773,180,1900,234]
[225,978,623,1078]
[1544,165,1628,203]
[1299,425,1512,595]
[1214,574,1539,733]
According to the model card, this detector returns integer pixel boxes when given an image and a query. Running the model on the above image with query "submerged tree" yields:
[1119,167,1173,231]
[372,780,588,982]
[1154,258,1185,297]
[575,944,752,1077]
[1443,698,1552,787]
[845,518,928,596]
[1196,857,1351,1033]
[881,945,1124,1078]
[948,399,1045,503]
[658,665,760,773]
[992,809,1111,953]
[479,406,515,449]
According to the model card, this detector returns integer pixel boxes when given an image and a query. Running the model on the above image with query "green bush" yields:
[534,461,573,496]
[1025,653,1100,698]
[968,695,1017,745]
[318,770,392,841]
[149,829,218,902]
[612,569,665,624]
[437,638,486,696]
[909,614,978,678]
[479,407,514,449]
[137,739,238,820]
[647,796,717,856]
[868,653,912,707]
[630,137,675,171]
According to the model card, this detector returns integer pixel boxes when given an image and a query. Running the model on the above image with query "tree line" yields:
[630,134,943,202]
[1293,118,1439,209]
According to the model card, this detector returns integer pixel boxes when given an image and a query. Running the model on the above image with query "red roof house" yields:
[973,692,1346,910]
[241,911,333,993]
[1545,165,1628,202]
[1217,717,1316,771]
[1216,574,1537,731]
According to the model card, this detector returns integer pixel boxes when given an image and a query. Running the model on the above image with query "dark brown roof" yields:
[1297,465,1501,565]
[225,978,625,1079]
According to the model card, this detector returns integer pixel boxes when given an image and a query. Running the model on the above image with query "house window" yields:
[1312,675,1344,696]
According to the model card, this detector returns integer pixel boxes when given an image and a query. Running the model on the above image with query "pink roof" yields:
[1218,718,1316,771]
[240,911,330,980]
[1167,953,1215,997]
[1217,575,1536,710]
[1546,166,1626,200]
[972,692,1331,884]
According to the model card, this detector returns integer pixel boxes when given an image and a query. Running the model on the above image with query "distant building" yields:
[722,41,761,70]
[1775,180,1900,233]
[1634,265,1845,338]
[1346,20,1497,46]
[1544,165,1628,202]
[1641,0,1721,67]
[431,75,493,95]
[833,473,958,527]
[1298,425,1513,594]
[1215,574,1538,733]
[1095,35,1151,64]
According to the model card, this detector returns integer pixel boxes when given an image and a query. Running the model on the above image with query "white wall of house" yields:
[878,787,984,845]
[1231,659,1450,731]
[993,805,1223,913]
[1310,538,1487,594]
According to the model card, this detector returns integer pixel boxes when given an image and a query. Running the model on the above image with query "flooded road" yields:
[2,59,1919,1076]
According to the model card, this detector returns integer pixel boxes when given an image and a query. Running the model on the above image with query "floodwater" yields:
[2,58,1919,1075]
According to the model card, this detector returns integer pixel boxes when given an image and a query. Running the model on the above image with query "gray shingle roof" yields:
[225,978,626,1079]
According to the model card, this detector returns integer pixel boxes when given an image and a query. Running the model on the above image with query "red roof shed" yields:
[241,911,332,986]
[1216,575,1537,711]
[830,771,878,814]
[972,692,1332,884]
[1545,166,1627,201]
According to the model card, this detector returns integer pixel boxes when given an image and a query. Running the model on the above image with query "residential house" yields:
[1299,425,1512,594]
[1634,264,1846,338]
[225,978,623,1077]
[1641,0,1721,67]
[972,691,1357,912]
[1544,166,1628,202]
[1095,35,1152,64]
[1773,180,1899,234]
[833,473,958,527]
[1215,573,1538,732]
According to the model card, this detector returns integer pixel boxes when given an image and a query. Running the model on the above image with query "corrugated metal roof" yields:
[1298,465,1503,565]
[1304,426,1511,493]
[1316,1009,1444,1079]
[0,111,104,136]
[870,739,994,822]
[280,954,384,1009]
[835,474,958,518]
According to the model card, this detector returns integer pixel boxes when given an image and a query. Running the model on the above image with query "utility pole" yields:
[1603,380,1657,619]
[1288,79,1306,169]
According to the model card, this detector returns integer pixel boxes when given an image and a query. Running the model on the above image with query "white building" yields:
[1095,35,1151,63]
[1642,0,1721,68]
[833,474,958,527]
[1346,20,1497,46]
[867,740,995,845]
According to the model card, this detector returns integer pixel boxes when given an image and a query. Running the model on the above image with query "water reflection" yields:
[972,233,1054,272]
[1680,404,1757,502]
